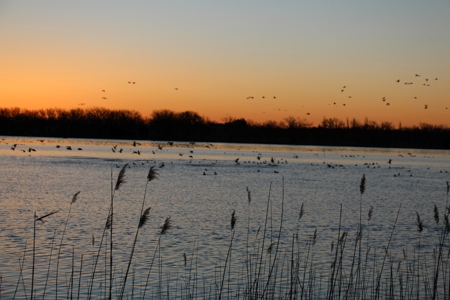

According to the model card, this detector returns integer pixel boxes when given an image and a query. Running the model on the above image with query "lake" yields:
[0,136,449,299]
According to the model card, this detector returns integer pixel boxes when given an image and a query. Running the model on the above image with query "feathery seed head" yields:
[160,216,172,235]
[147,166,159,182]
[139,207,151,228]
[106,213,113,229]
[230,209,237,230]
[416,212,424,232]
[298,203,305,221]
[444,215,450,233]
[360,173,366,195]
[368,206,373,221]
[71,191,81,204]
[246,187,251,204]
[115,163,128,191]
[434,204,439,225]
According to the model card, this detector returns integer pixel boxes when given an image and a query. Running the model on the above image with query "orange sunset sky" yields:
[1,1,449,127]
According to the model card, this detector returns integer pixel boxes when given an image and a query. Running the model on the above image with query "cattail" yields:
[92,234,95,247]
[115,163,128,191]
[139,207,151,228]
[246,187,251,204]
[368,206,373,221]
[71,191,81,204]
[360,173,366,195]
[160,216,172,235]
[230,209,236,230]
[183,253,187,267]
[434,204,439,225]
[147,166,159,182]
[35,210,59,223]
[298,203,305,221]
[267,242,275,254]
[312,229,317,245]
[331,241,334,252]
[416,212,424,232]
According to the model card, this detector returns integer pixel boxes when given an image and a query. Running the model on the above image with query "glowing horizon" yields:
[1,1,449,127]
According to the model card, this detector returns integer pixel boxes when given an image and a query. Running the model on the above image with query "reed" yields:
[6,169,450,299]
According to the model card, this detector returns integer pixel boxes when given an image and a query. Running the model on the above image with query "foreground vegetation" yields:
[1,107,450,149]
[2,166,450,299]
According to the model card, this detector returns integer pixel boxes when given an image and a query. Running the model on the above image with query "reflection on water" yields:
[0,136,449,298]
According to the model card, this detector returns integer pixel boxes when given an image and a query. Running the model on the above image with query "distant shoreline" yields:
[1,107,449,150]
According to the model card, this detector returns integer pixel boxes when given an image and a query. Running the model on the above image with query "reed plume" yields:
[434,204,439,225]
[416,212,424,232]
[360,173,366,195]
[115,163,128,190]
[160,217,172,235]
[139,207,151,228]
[231,209,237,231]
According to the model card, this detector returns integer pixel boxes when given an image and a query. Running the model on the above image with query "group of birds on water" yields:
[2,138,448,177]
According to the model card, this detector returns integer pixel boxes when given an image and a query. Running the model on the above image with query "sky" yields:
[1,1,449,127]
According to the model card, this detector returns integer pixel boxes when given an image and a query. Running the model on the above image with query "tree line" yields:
[1,107,449,149]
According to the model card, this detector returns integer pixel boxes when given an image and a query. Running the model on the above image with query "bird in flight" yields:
[102,90,105,92]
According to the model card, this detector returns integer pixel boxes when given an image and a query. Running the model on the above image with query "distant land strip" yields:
[1,107,449,149]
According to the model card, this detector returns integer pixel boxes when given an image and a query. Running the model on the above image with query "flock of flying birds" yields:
[333,75,446,112]
[77,74,447,119]
[242,74,446,116]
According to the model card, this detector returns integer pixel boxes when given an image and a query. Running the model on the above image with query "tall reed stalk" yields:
[119,166,158,300]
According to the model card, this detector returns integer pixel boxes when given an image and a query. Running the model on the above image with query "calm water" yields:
[0,136,449,299]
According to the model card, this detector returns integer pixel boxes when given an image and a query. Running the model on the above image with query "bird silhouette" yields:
[234,158,239,164]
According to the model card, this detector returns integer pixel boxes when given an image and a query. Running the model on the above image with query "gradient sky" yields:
[1,1,449,127]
